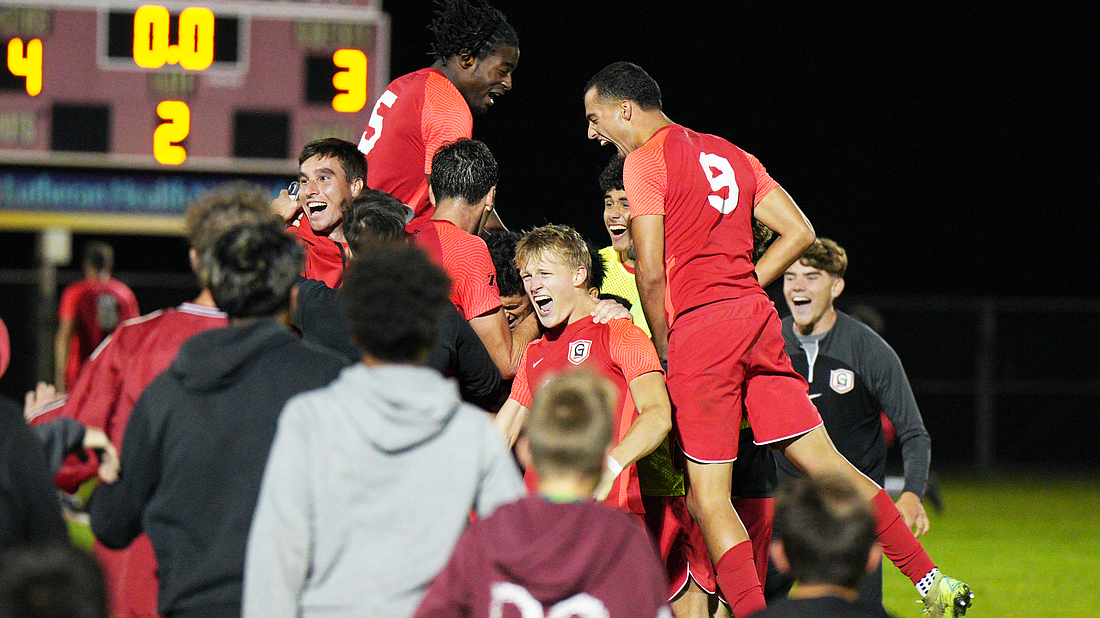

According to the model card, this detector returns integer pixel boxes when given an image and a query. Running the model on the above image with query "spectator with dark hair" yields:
[243,242,524,618]
[89,221,346,618]
[294,191,504,408]
[341,189,411,253]
[0,542,108,618]
[755,475,889,618]
[25,183,277,618]
[273,137,367,288]
[358,0,518,226]
[54,239,139,391]
[1,316,68,550]
[415,370,671,618]
[774,238,938,615]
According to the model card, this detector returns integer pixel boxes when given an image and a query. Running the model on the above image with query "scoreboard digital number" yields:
[0,0,389,171]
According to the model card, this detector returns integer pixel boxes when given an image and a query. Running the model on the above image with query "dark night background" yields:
[1,2,1096,469]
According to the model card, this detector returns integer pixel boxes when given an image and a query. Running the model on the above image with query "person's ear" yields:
[515,435,533,471]
[865,543,883,574]
[574,266,588,288]
[620,100,632,121]
[831,276,845,300]
[771,540,791,574]
[188,248,201,275]
[289,285,300,317]
[457,52,477,71]
[350,178,364,198]
[484,186,497,212]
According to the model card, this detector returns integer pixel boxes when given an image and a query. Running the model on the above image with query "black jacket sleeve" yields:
[1,403,68,549]
[89,384,164,550]
[33,418,87,476]
[434,304,504,410]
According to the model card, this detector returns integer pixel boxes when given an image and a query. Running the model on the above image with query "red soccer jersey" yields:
[358,68,473,220]
[57,278,139,387]
[408,218,501,320]
[30,301,227,618]
[509,318,664,515]
[625,124,780,326]
[288,220,348,288]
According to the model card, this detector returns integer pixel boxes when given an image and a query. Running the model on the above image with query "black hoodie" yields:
[90,319,345,617]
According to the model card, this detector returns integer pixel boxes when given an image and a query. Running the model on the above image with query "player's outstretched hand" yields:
[272,190,301,223]
[896,491,930,537]
[24,381,65,422]
[590,298,633,324]
[83,427,120,484]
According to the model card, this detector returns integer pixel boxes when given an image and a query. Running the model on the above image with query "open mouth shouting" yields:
[532,293,553,317]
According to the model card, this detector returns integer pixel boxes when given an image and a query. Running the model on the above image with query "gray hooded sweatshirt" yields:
[242,362,524,618]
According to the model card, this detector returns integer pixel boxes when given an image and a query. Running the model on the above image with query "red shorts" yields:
[641,494,715,599]
[668,296,821,463]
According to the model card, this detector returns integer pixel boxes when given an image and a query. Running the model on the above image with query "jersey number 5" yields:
[698,152,739,214]
[358,89,398,155]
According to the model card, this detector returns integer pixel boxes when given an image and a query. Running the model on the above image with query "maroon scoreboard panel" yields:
[0,0,388,231]
[1,0,389,167]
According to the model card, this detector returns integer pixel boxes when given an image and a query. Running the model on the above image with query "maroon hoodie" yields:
[415,494,671,618]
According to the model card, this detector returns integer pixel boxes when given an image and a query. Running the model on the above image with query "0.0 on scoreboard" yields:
[1,1,389,169]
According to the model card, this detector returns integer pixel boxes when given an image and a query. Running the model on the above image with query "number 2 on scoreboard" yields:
[154,101,190,165]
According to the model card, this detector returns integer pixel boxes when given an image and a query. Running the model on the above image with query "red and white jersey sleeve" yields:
[361,68,472,220]
[608,319,665,383]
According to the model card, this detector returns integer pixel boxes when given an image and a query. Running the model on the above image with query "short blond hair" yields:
[526,370,616,480]
[514,224,592,288]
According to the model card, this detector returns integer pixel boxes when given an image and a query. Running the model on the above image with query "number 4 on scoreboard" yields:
[154,101,190,165]
[7,37,43,96]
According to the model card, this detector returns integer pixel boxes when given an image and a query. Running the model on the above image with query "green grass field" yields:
[882,474,1100,618]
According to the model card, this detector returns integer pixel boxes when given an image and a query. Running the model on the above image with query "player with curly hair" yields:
[359,0,518,224]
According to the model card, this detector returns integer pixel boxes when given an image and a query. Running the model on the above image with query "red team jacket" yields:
[31,302,228,618]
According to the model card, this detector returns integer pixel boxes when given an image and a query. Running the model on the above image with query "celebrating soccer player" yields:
[583,62,972,617]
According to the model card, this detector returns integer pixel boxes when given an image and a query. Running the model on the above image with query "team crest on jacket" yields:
[829,369,855,394]
[568,340,592,365]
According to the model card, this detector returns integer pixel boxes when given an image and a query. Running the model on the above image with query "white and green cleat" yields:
[921,572,974,617]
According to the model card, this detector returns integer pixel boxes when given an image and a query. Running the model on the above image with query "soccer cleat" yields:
[921,572,974,617]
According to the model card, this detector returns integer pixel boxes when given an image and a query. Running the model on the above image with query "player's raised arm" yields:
[469,306,537,380]
[631,213,669,361]
[752,187,815,287]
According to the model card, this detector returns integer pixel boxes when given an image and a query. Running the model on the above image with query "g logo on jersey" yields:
[568,340,592,365]
[829,369,855,394]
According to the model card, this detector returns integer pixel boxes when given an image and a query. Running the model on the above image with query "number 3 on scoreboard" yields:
[357,89,397,155]
[154,101,190,165]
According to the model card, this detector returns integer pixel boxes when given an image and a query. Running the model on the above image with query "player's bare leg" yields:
[778,426,973,617]
[684,460,765,617]
[670,578,710,618]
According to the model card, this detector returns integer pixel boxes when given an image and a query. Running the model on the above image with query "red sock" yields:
[871,489,935,585]
[732,497,774,587]
[715,541,766,617]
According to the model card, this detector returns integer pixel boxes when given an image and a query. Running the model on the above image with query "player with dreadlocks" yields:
[358,0,519,225]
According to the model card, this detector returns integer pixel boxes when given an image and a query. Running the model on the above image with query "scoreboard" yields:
[0,0,389,232]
